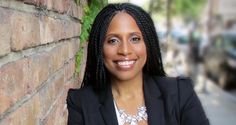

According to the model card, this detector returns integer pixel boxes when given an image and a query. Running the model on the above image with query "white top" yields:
[113,100,148,125]
[114,101,125,125]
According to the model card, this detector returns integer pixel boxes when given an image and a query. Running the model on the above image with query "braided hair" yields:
[82,3,166,92]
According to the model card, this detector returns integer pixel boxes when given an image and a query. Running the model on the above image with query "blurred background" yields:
[109,0,236,125]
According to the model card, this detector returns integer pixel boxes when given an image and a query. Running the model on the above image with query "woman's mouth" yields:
[115,60,136,70]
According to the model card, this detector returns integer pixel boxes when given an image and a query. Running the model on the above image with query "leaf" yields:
[76,0,107,73]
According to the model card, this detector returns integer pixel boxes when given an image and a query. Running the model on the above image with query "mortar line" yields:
[0,36,80,68]
[0,57,76,122]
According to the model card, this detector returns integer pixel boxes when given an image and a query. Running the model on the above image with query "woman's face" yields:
[103,12,147,82]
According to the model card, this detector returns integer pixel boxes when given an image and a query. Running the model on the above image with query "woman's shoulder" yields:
[151,76,194,95]
[156,76,199,108]
[67,85,98,107]
[153,76,200,110]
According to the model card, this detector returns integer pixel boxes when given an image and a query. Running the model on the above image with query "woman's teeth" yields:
[117,61,135,66]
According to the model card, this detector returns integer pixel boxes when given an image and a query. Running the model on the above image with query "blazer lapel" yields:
[97,75,172,125]
[99,86,119,125]
[144,75,165,125]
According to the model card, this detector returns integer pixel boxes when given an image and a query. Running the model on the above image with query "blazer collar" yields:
[143,75,165,125]
[98,75,167,125]
[99,84,119,125]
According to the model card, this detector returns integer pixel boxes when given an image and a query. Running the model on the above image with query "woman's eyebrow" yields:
[105,31,142,38]
[130,32,142,36]
[105,33,119,38]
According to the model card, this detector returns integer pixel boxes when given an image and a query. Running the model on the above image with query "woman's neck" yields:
[111,73,144,100]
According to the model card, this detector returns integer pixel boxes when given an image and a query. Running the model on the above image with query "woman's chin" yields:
[110,71,142,83]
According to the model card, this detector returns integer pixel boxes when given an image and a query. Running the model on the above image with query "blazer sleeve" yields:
[178,78,210,125]
[67,89,84,125]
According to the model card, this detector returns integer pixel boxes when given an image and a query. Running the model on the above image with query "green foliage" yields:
[80,2,100,43]
[76,0,107,74]
[75,0,80,5]
[148,0,206,20]
[148,0,166,15]
[75,45,84,74]
[173,0,206,19]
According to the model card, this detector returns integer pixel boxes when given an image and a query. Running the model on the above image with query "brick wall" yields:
[0,0,86,124]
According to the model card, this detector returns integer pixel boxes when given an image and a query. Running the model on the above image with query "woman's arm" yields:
[178,78,210,125]
[67,89,84,125]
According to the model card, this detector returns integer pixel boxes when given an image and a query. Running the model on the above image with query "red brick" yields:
[73,21,81,37]
[38,71,65,118]
[24,0,70,14]
[77,5,83,20]
[68,39,78,59]
[49,42,72,73]
[61,20,68,39]
[0,0,84,124]
[57,20,66,42]
[43,88,68,125]
[64,58,76,81]
[57,20,67,41]
[0,8,12,57]
[46,0,53,10]
[52,0,64,13]
[71,1,79,18]
[62,21,70,39]
[40,16,74,44]
[74,40,80,51]
[78,43,87,84]
[45,19,80,43]
[10,11,40,51]
[49,45,64,73]
[54,74,65,95]
[72,38,80,57]
[23,0,37,5]
[28,52,51,87]
[37,0,47,6]
[0,58,32,114]
[38,85,54,118]
[66,0,73,16]
[24,0,47,7]
[59,42,70,63]
[0,94,41,125]
[62,0,70,13]
[66,74,80,89]
[40,16,58,44]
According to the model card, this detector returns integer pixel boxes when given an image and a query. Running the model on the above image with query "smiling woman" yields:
[103,12,147,83]
[67,3,209,125]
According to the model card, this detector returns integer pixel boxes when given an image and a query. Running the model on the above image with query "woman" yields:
[67,3,209,125]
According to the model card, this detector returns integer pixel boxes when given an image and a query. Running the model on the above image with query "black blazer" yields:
[67,75,209,125]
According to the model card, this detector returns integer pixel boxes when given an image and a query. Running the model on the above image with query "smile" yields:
[114,60,136,70]
[117,60,135,66]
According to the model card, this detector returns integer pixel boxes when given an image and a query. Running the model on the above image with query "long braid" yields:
[82,5,119,91]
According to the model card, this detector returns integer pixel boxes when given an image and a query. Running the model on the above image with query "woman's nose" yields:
[117,41,132,56]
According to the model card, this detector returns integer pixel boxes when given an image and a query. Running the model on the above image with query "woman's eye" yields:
[130,36,141,43]
[107,38,119,44]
